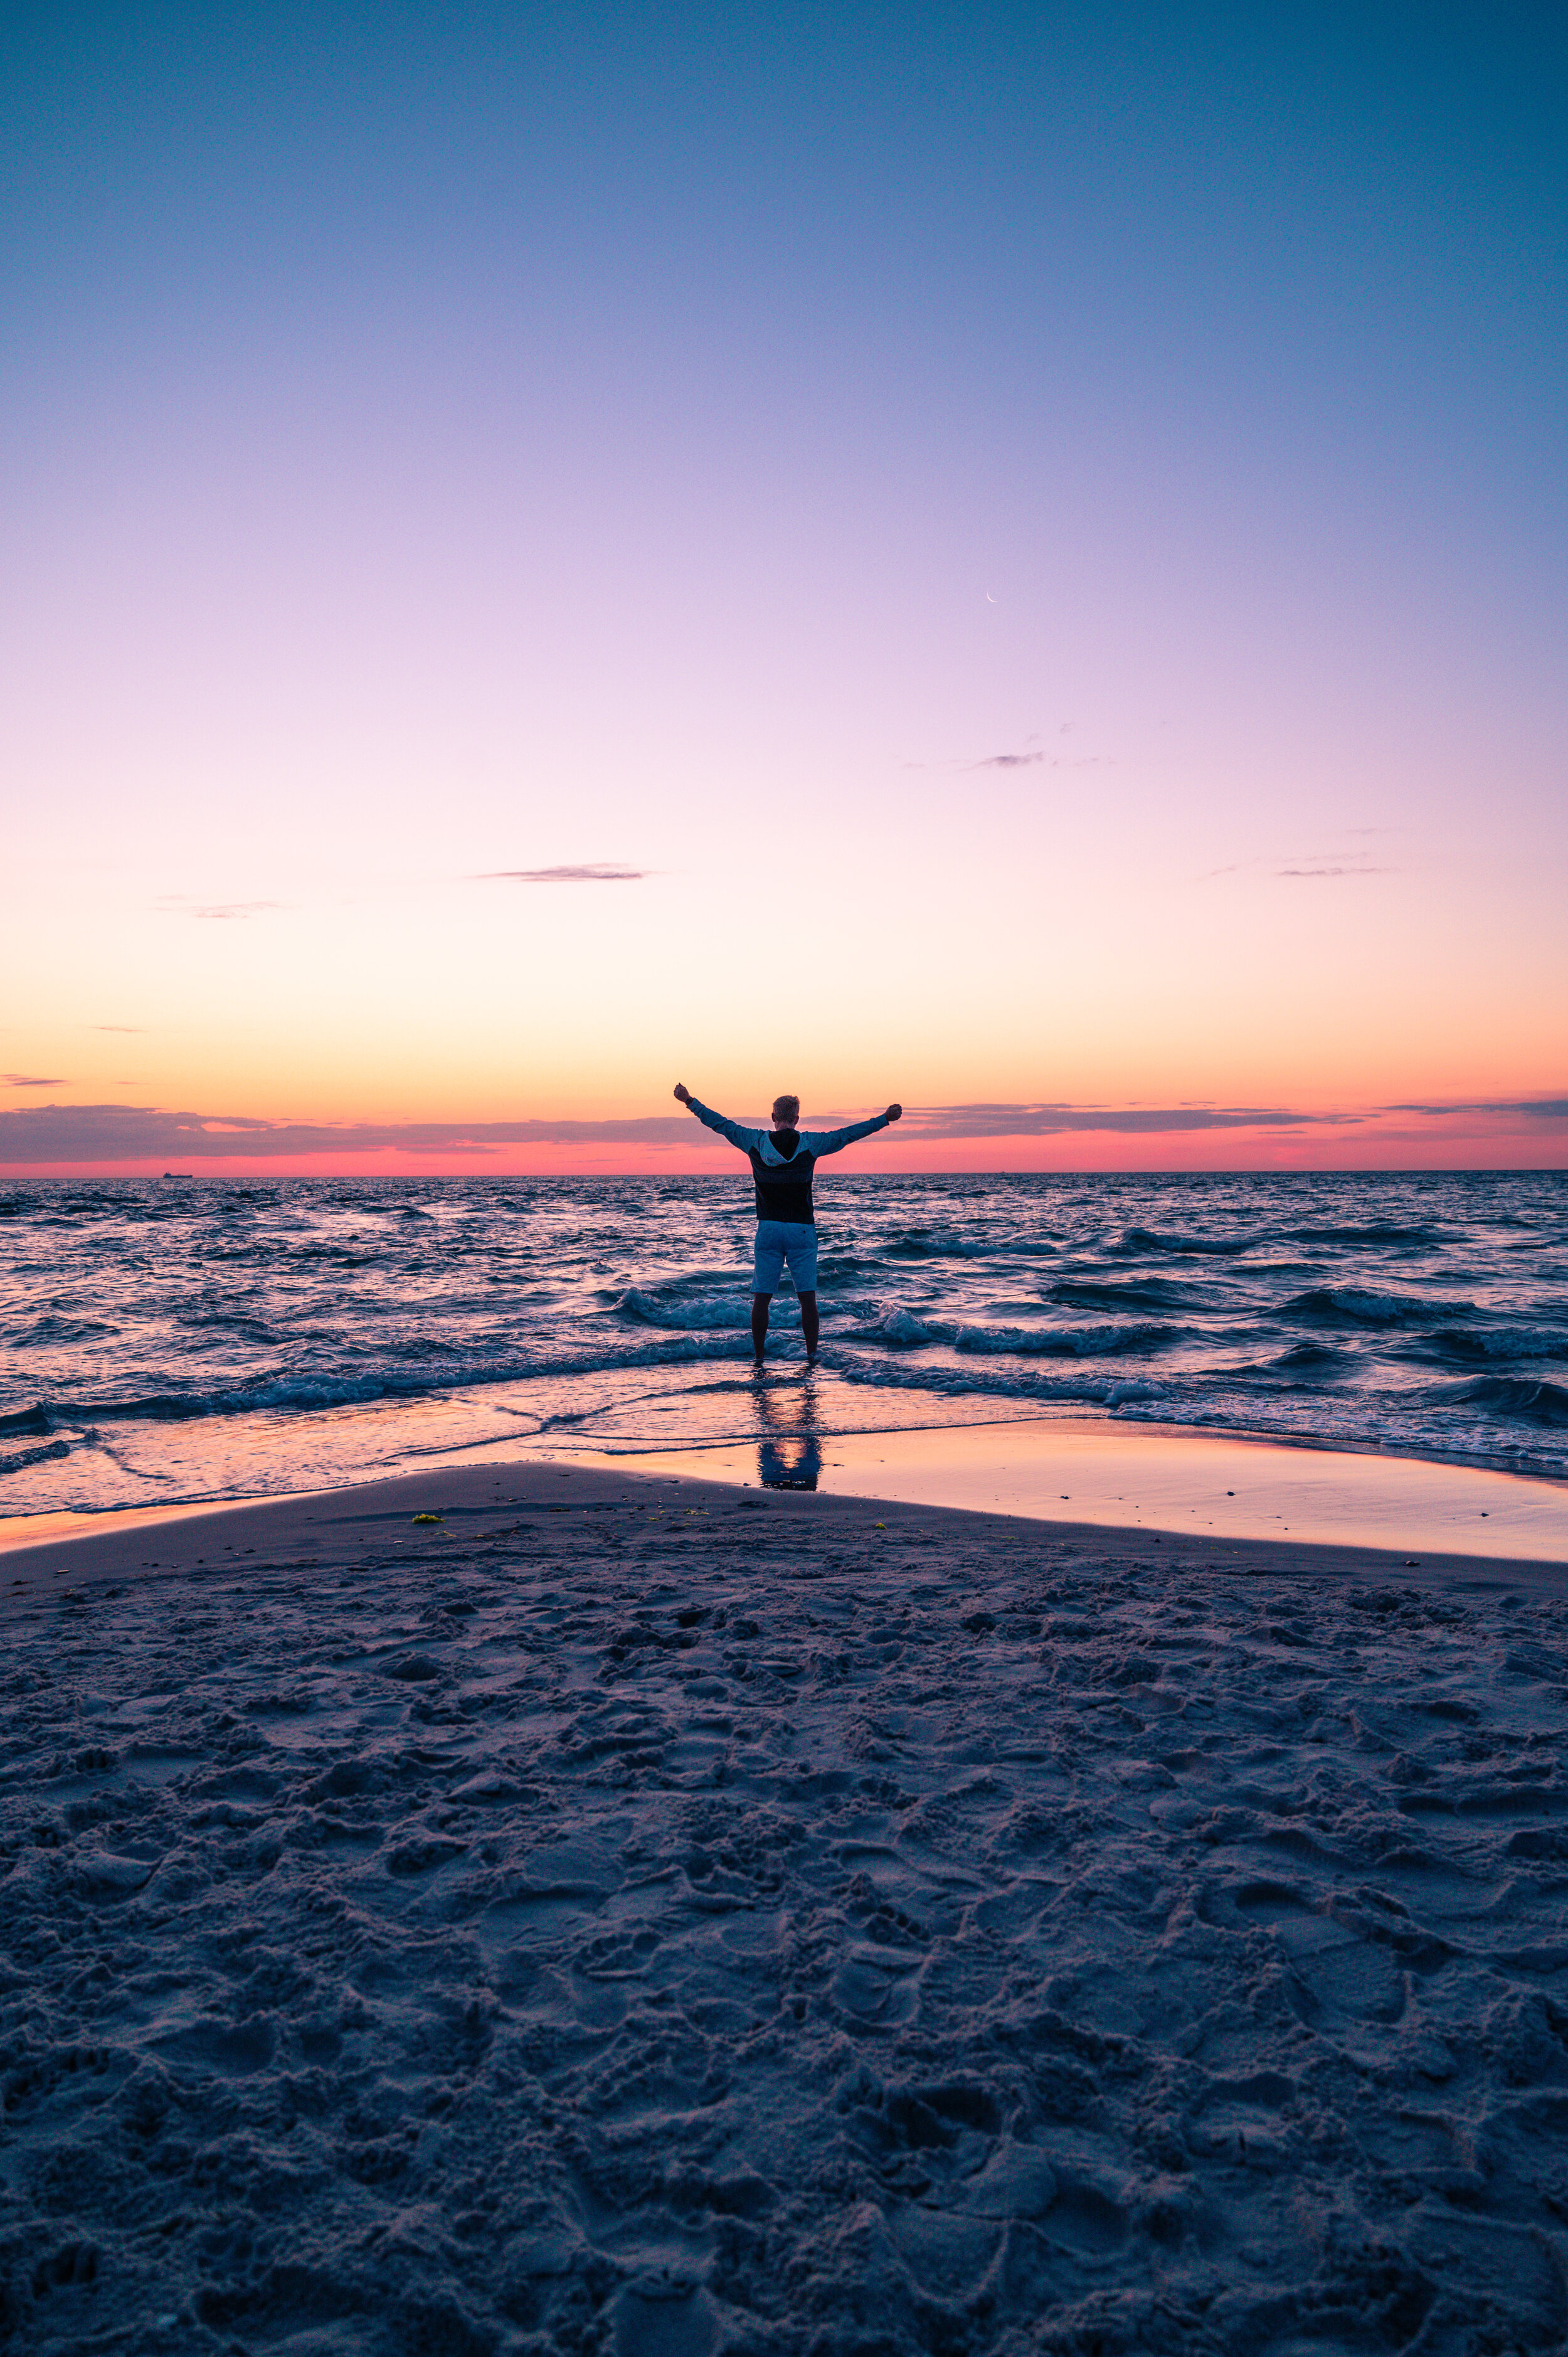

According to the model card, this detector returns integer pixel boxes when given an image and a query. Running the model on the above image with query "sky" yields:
[3,0,1564,1174]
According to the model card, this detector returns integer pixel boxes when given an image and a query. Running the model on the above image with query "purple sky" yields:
[3,3,1564,1169]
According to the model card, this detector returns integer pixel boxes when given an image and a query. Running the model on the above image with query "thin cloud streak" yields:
[1389,1098,1568,1120]
[0,1107,701,1161]
[1199,851,1399,883]
[477,865,650,884]
[968,753,1110,772]
[3,1075,65,1088]
[907,745,1108,775]
[157,899,283,920]
[904,1105,1353,1137]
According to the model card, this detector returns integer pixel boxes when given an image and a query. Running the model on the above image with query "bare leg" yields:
[751,1292,771,1362]
[798,1290,820,1358]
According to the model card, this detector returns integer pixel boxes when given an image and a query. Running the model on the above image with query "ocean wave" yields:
[881,1229,968,1259]
[1443,1377,1568,1430]
[0,1405,53,1437]
[1270,1343,1356,1374]
[881,1229,1046,1261]
[0,1439,72,1479]
[1111,1226,1261,1258]
[181,1314,289,1340]
[1399,1324,1568,1366]
[29,1333,764,1426]
[953,1319,1177,1358]
[1283,1286,1467,1328]
[7,1316,122,1348]
[1283,1223,1444,1247]
[866,1308,950,1346]
[278,1247,383,1267]
[840,1309,1179,1358]
[33,1329,1174,1431]
[833,1351,1165,1408]
[614,1288,756,1331]
[1047,1277,1197,1311]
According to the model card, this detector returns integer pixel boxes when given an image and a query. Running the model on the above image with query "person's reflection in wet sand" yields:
[753,1371,825,1491]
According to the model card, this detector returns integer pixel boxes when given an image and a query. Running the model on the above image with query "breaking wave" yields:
[1443,1377,1568,1429]
[1283,1286,1470,1328]
[1111,1226,1262,1258]
[952,1320,1177,1358]
[834,1351,1166,1410]
[614,1287,752,1331]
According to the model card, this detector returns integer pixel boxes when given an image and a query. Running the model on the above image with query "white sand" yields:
[4,1457,1568,2351]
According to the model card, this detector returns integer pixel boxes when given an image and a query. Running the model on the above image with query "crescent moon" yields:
[985,591,997,603]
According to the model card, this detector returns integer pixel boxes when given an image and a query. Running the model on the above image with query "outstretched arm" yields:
[804,1103,903,1157]
[672,1082,758,1154]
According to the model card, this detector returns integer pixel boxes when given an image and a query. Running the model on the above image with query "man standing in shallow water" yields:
[674,1083,903,1365]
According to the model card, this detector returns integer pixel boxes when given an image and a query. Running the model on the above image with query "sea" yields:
[3,1169,1566,1519]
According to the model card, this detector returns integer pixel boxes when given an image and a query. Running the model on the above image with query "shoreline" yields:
[4,1444,1565,1612]
[4,1410,1565,1582]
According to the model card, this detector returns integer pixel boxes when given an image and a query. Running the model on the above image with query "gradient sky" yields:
[3,1,1564,1173]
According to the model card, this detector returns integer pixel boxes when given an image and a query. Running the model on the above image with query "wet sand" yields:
[573,1411,1568,1563]
[6,1410,1564,1594]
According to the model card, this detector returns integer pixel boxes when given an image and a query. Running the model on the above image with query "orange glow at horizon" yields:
[6,1099,1565,1182]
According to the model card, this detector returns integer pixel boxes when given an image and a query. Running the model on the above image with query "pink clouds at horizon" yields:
[3,1099,1564,1180]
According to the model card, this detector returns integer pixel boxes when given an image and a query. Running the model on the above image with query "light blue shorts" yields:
[753,1219,818,1295]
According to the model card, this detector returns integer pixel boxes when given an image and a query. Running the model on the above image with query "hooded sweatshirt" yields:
[683,1097,893,1224]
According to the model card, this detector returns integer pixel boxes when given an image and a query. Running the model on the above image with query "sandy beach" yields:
[4,1452,1568,2353]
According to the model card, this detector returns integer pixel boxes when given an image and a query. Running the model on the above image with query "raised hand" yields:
[885,1103,903,1121]
[673,1083,691,1105]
